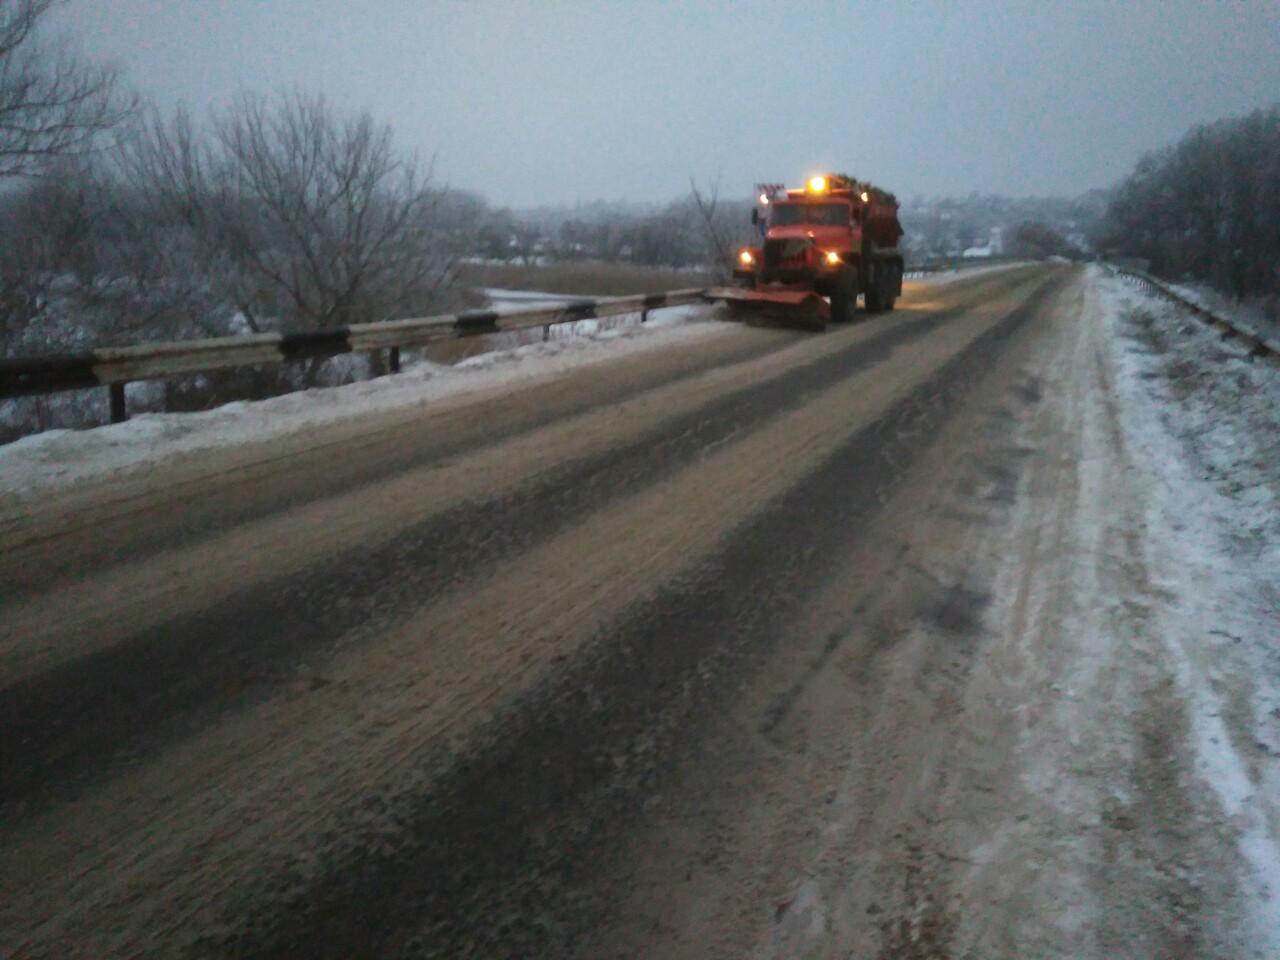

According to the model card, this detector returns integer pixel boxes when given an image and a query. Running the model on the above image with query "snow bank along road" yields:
[2,264,1276,958]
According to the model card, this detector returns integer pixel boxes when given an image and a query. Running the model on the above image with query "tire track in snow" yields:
[0,293,1010,811]
[219,276,1067,960]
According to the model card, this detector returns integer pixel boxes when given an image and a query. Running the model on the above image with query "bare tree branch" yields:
[691,174,737,281]
[123,91,459,345]
[0,0,135,177]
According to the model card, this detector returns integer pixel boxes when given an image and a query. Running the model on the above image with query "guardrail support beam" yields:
[388,346,401,374]
[109,383,128,424]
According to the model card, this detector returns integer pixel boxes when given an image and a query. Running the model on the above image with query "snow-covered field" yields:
[482,287,583,308]
[904,260,1028,282]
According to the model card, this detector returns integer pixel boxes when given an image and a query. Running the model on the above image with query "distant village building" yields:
[963,227,1004,258]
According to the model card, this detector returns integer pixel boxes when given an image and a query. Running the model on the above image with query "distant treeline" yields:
[1099,105,1280,298]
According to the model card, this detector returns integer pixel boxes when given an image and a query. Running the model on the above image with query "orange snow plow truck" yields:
[708,174,904,330]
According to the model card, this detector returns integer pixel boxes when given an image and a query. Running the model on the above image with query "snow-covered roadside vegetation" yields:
[1165,281,1280,345]
[1101,269,1280,951]
[1097,105,1280,331]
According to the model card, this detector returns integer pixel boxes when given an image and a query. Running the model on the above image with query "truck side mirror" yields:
[751,209,759,225]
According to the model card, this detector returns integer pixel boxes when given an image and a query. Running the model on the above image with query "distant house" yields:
[965,227,1003,258]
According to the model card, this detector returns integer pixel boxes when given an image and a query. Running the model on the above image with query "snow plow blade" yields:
[705,287,829,331]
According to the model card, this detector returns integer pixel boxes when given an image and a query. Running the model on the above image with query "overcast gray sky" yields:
[50,0,1280,208]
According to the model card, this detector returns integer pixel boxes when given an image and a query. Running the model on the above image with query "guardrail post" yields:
[388,346,401,374]
[109,383,127,423]
[542,324,550,342]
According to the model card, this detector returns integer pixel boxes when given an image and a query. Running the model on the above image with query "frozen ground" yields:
[577,265,1280,958]
[5,263,1278,956]
[1102,268,1280,952]
[1165,279,1280,344]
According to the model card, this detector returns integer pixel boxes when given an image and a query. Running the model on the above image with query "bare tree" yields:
[690,176,730,279]
[206,91,454,332]
[1100,105,1280,299]
[0,0,134,178]
[0,171,77,355]
[0,155,236,362]
[690,176,754,280]
[123,91,462,347]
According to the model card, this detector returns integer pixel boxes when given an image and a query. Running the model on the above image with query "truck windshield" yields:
[769,203,851,227]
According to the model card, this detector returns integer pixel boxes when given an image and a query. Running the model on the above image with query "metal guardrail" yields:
[0,288,709,422]
[0,259,1058,427]
[1112,267,1280,363]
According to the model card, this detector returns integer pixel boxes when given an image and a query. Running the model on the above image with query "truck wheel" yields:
[830,268,856,323]
[884,262,900,311]
[864,272,884,313]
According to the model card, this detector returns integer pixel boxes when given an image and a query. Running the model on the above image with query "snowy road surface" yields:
[2,264,1277,958]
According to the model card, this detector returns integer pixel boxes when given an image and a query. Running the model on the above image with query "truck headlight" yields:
[739,250,755,265]
[824,251,841,265]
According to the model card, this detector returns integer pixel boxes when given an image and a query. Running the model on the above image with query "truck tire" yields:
[884,261,900,311]
[830,267,856,323]
[864,266,884,313]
